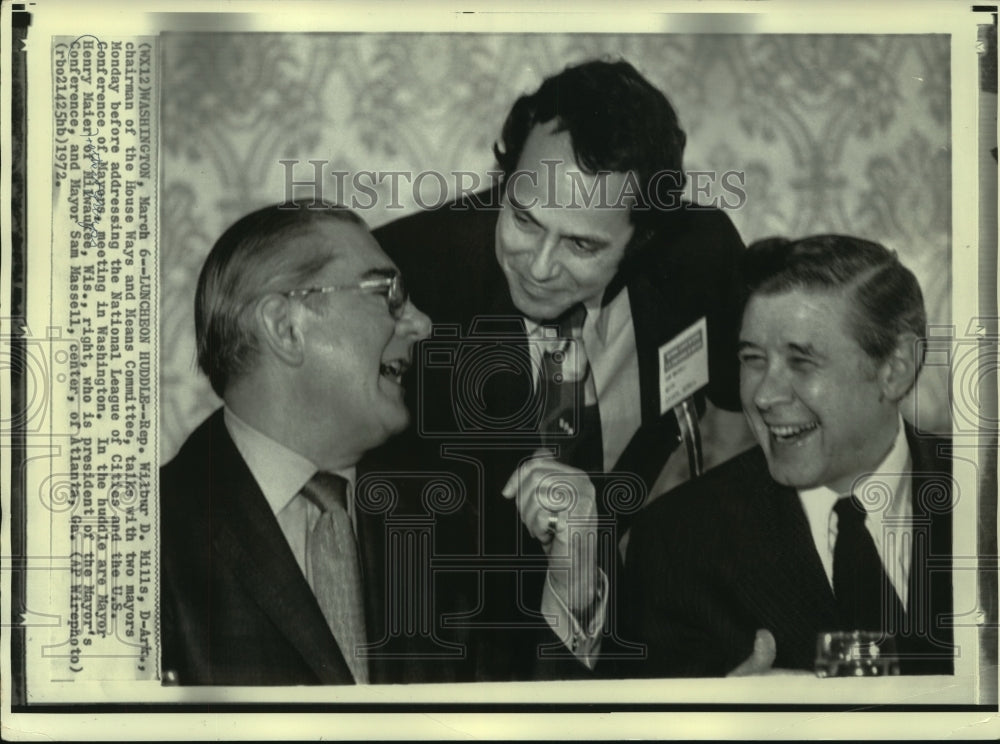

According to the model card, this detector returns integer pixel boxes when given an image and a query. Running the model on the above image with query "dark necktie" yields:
[539,304,603,473]
[832,495,904,633]
[301,471,369,684]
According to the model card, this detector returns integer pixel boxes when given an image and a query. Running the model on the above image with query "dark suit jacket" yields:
[160,409,471,685]
[619,425,955,678]
[374,189,745,492]
[367,190,746,679]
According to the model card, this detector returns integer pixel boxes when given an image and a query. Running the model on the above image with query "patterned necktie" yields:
[539,304,603,474]
[301,471,369,684]
[832,495,904,633]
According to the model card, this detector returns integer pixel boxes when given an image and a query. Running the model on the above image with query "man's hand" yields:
[502,453,600,617]
[725,629,814,676]
[727,629,777,676]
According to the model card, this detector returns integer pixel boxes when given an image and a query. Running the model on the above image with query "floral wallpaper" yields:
[159,33,952,460]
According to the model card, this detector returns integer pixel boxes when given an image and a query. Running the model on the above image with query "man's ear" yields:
[878,332,919,403]
[256,294,306,367]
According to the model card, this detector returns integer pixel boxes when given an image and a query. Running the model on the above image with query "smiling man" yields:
[492,121,637,324]
[377,60,751,492]
[160,203,439,685]
[370,59,754,680]
[622,235,954,677]
[739,289,903,494]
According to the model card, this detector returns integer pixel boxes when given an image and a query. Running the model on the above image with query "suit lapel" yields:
[624,260,667,430]
[207,416,356,684]
[905,425,953,588]
[732,456,837,665]
[610,256,683,489]
[901,426,953,670]
[739,474,834,615]
[459,241,532,438]
[354,504,388,682]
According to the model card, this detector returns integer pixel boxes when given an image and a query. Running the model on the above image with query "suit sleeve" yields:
[700,208,746,413]
[618,496,754,678]
[159,561,181,680]
[372,192,502,324]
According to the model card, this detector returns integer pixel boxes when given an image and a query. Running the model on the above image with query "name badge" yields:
[658,317,710,415]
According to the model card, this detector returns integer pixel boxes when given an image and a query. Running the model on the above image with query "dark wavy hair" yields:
[742,234,927,383]
[195,202,365,397]
[493,58,687,248]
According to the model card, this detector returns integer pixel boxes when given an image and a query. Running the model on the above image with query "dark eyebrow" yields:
[508,193,610,249]
[566,232,610,250]
[736,341,760,353]
[787,342,823,359]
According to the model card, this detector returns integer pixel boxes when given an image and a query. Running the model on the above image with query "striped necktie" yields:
[301,471,369,684]
[539,304,603,473]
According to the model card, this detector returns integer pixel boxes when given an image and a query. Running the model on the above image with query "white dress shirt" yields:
[797,417,913,609]
[224,407,357,585]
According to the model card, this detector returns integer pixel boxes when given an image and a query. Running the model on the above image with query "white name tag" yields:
[658,317,710,415]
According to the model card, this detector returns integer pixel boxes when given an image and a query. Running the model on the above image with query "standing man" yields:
[623,235,954,677]
[369,59,754,678]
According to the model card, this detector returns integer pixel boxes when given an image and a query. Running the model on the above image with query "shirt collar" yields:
[522,295,607,341]
[798,414,910,518]
[850,414,911,522]
[223,406,356,516]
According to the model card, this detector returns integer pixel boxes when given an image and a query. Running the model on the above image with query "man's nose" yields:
[526,234,560,281]
[750,365,793,410]
[396,300,432,341]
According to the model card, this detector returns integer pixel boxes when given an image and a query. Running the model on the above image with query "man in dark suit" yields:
[160,203,437,684]
[368,60,755,678]
[161,202,603,685]
[622,235,954,677]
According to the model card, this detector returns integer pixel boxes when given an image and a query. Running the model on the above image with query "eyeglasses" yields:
[284,273,409,319]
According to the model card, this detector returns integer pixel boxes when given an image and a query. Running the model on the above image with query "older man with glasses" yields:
[160,202,437,685]
[161,201,602,685]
